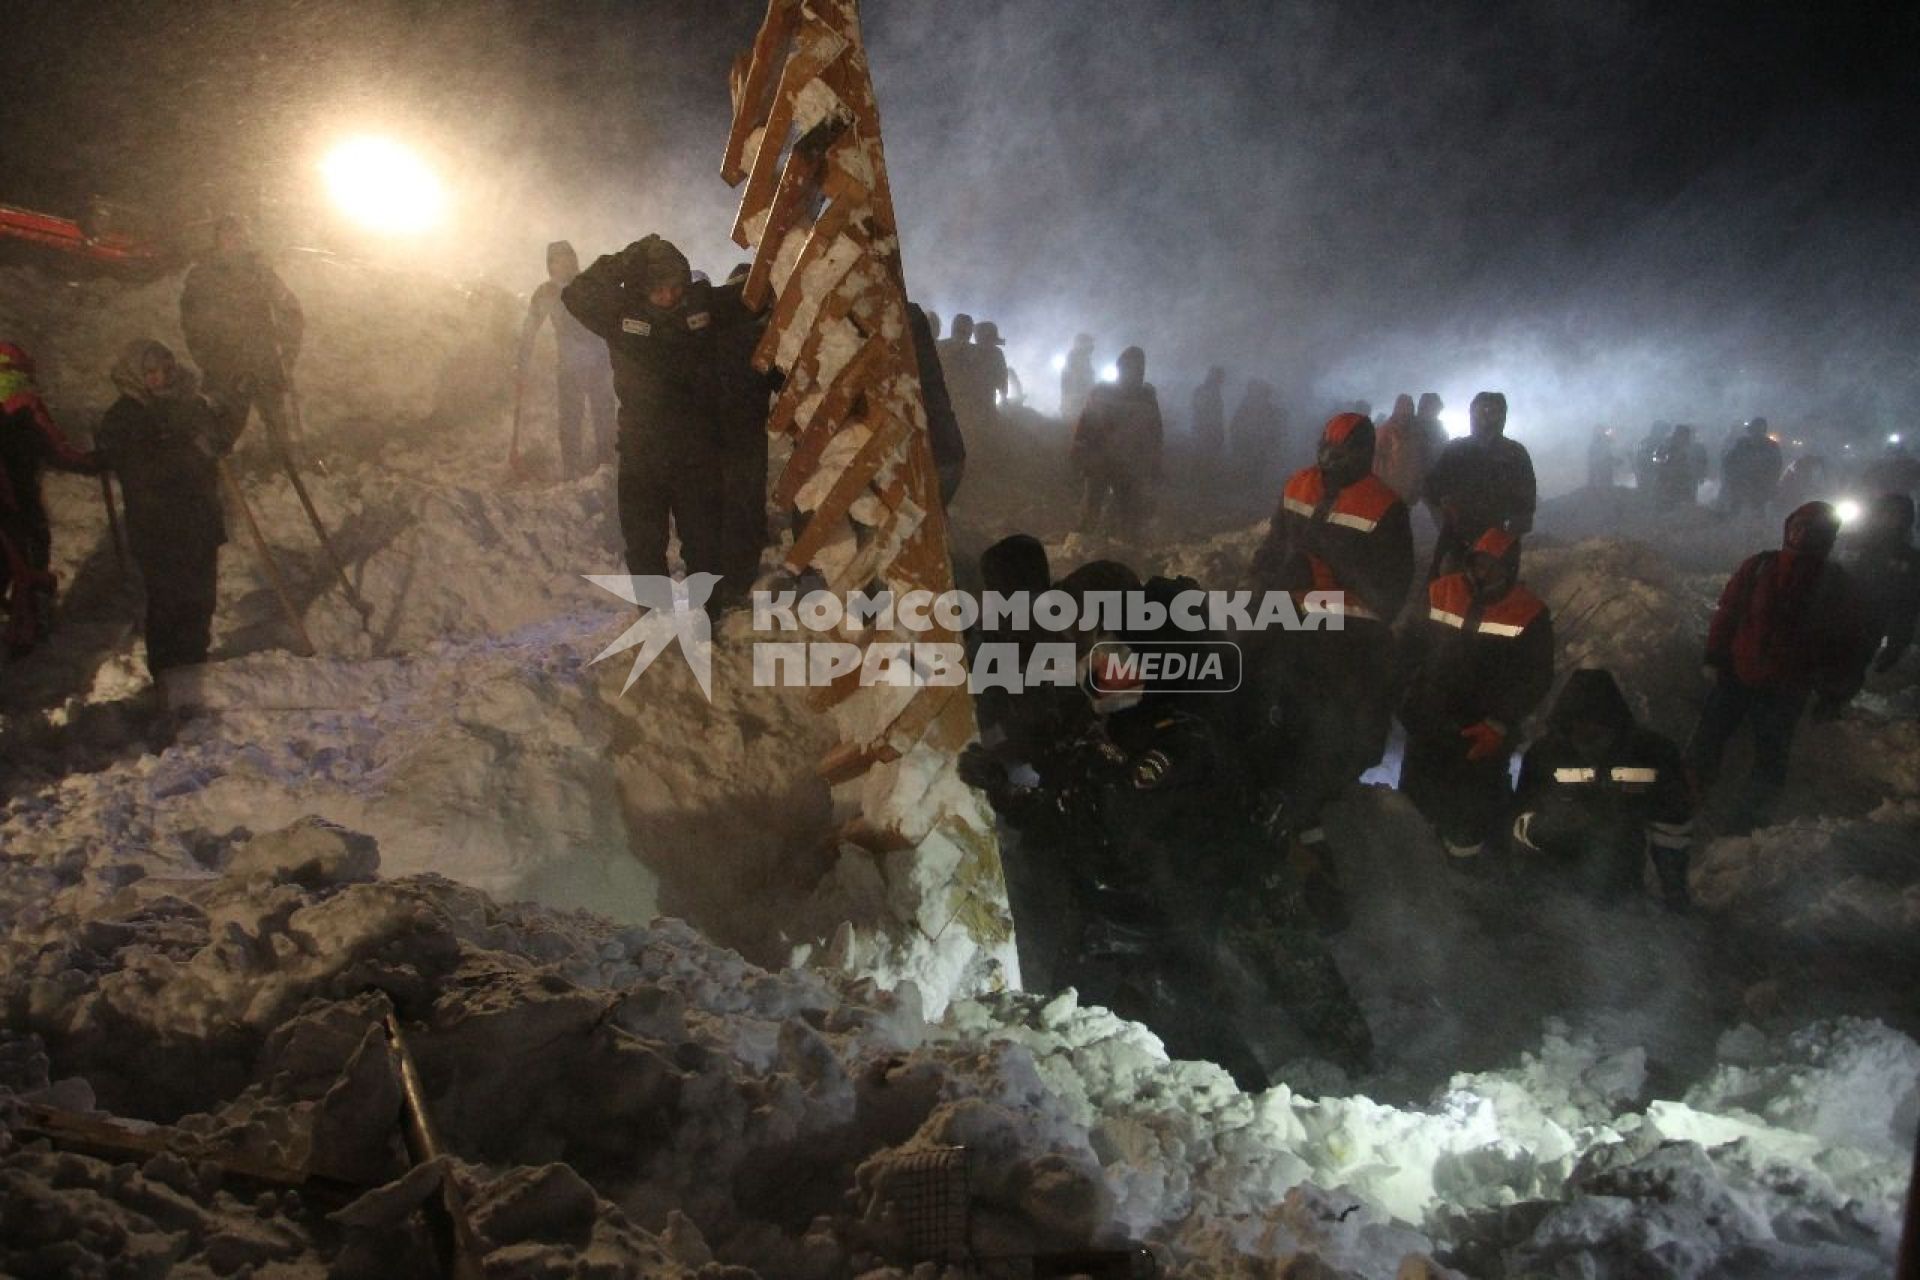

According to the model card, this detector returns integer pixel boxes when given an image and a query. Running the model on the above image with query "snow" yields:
[4,261,1918,1277]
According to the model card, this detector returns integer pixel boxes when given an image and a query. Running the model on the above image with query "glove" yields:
[956,743,1005,795]
[1460,720,1507,762]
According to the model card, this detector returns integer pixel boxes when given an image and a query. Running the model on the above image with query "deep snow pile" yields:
[5,260,1919,1277]
[3,817,1913,1278]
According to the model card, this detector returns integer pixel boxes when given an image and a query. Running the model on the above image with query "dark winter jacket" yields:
[1,376,104,566]
[1514,670,1694,858]
[1400,571,1554,739]
[1251,463,1413,625]
[561,249,718,457]
[178,251,303,385]
[907,303,965,477]
[1704,549,1870,698]
[1072,382,1163,479]
[96,383,241,557]
[707,279,780,454]
[1191,379,1225,457]
[1722,435,1783,503]
[1424,433,1537,541]
[1852,527,1920,672]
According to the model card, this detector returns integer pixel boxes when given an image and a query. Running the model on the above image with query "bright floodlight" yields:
[1050,353,1067,373]
[1891,433,1904,445]
[1099,362,1119,382]
[321,136,446,234]
[1836,499,1862,524]
[1441,408,1470,438]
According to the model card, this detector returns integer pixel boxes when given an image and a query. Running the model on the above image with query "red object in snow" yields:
[0,202,176,276]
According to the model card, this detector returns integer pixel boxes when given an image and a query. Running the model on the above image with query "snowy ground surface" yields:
[3,262,1916,1277]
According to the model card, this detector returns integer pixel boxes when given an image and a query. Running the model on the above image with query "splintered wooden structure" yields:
[723,0,1013,980]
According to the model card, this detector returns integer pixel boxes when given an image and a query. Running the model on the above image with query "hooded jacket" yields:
[1424,429,1537,539]
[1373,394,1436,504]
[1072,380,1163,478]
[178,250,304,384]
[95,340,242,555]
[561,239,718,454]
[1514,669,1694,854]
[1705,502,1871,696]
[1,343,103,542]
[518,241,605,372]
[1401,529,1553,737]
[1250,412,1413,624]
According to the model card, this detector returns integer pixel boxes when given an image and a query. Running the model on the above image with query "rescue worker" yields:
[957,671,1373,1085]
[908,302,966,506]
[708,264,780,609]
[938,313,995,444]
[1633,422,1671,495]
[1721,418,1782,517]
[1852,493,1919,673]
[1373,393,1423,503]
[974,322,1018,406]
[94,341,244,679]
[1247,411,1415,929]
[177,215,304,463]
[1191,366,1227,467]
[1586,426,1618,490]
[1399,528,1554,865]
[516,240,617,477]
[1513,669,1696,911]
[1653,423,1708,507]
[1689,501,1871,833]
[1071,345,1162,537]
[562,235,721,578]
[1228,378,1285,488]
[1422,390,1536,579]
[1,342,105,656]
[1060,333,1096,424]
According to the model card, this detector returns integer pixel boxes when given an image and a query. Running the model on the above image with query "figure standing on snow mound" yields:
[95,341,244,679]
[957,680,1373,1086]
[1690,501,1872,834]
[1246,411,1415,932]
[178,215,304,465]
[1228,379,1286,489]
[1586,426,1619,490]
[1398,528,1554,866]
[974,321,1018,406]
[1191,366,1226,468]
[1071,346,1163,537]
[517,240,617,478]
[1721,418,1782,517]
[937,313,996,448]
[907,301,966,507]
[1422,390,1536,580]
[1513,669,1697,911]
[0,342,106,657]
[1060,332,1096,425]
[1633,421,1671,496]
[1373,393,1426,504]
[561,235,721,579]
[1851,493,1919,674]
[1652,423,1709,508]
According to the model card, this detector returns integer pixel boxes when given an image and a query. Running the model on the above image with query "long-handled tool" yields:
[218,457,315,656]
[265,297,373,629]
[383,1011,486,1280]
[99,471,127,574]
[506,370,530,481]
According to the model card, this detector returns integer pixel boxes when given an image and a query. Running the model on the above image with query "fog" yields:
[5,0,1915,489]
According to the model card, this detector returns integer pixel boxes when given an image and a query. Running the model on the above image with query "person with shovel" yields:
[95,340,245,679]
[178,215,304,468]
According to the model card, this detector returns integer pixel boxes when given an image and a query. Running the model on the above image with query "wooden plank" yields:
[722,0,802,187]
[784,413,907,572]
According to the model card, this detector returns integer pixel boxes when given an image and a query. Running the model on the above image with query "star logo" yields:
[584,573,722,700]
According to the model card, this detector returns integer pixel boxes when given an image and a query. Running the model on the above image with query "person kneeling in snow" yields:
[1688,501,1871,834]
[1513,669,1696,911]
[958,654,1374,1087]
[1398,528,1554,865]
[95,340,244,679]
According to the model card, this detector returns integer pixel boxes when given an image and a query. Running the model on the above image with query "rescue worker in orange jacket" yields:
[1398,527,1554,864]
[1,342,106,656]
[1248,411,1415,926]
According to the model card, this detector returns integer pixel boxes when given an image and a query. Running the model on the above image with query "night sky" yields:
[4,0,1916,457]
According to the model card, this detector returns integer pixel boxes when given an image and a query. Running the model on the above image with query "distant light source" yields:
[1440,408,1470,438]
[1099,363,1119,383]
[1891,433,1904,446]
[1836,499,1862,525]
[1050,353,1067,374]
[321,136,446,234]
